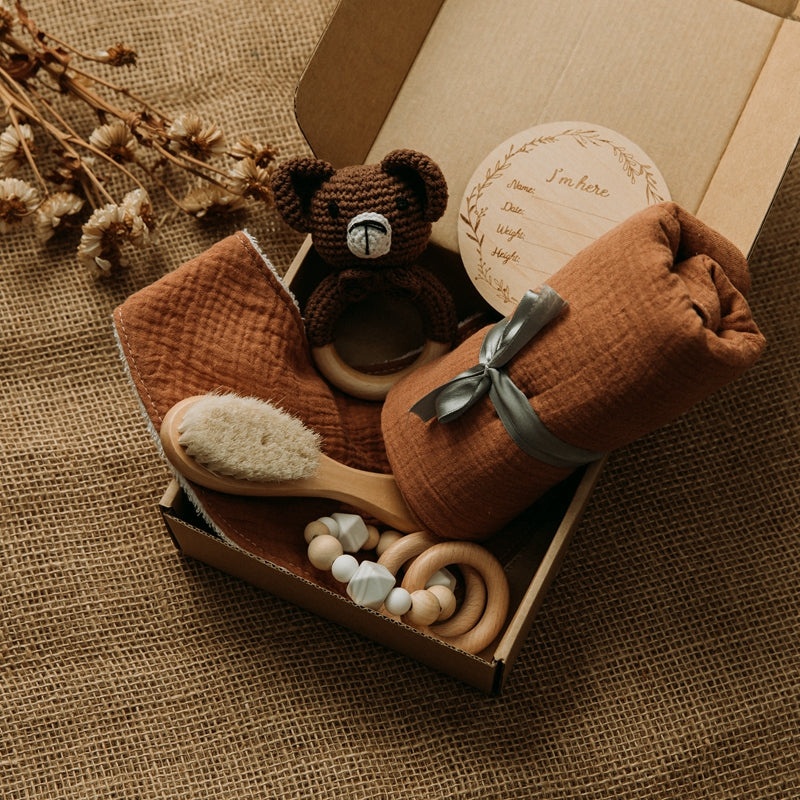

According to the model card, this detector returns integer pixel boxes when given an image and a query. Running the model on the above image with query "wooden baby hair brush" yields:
[159,394,419,533]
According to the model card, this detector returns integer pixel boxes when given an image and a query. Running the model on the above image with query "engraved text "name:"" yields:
[507,178,536,194]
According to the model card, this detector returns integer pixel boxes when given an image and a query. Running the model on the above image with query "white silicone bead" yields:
[346,561,396,610]
[307,534,343,570]
[384,587,413,616]
[331,554,359,583]
[318,515,340,537]
[425,567,456,593]
[331,512,369,552]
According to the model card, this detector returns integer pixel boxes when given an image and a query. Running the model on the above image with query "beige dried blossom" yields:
[34,192,85,241]
[98,43,137,67]
[47,151,95,190]
[0,177,39,233]
[167,114,225,159]
[0,3,280,272]
[230,137,278,168]
[120,188,155,246]
[182,185,246,218]
[227,157,273,204]
[0,123,35,176]
[89,120,138,162]
[77,188,157,275]
[78,202,129,275]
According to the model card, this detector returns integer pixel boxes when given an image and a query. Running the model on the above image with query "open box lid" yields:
[295,0,800,256]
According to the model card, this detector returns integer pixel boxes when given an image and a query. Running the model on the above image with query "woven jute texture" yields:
[2,1,798,798]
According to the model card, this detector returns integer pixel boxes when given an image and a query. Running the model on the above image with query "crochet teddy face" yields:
[272,149,448,270]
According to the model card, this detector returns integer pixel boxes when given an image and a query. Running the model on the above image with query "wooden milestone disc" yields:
[458,121,670,314]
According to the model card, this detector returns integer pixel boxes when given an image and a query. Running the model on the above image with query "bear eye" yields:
[327,200,340,218]
[395,196,410,211]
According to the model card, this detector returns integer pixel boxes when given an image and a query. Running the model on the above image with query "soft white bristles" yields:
[177,393,321,482]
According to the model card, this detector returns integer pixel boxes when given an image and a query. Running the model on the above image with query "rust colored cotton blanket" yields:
[381,203,766,539]
[116,204,764,549]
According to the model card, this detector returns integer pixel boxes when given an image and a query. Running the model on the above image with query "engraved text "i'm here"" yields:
[546,168,610,197]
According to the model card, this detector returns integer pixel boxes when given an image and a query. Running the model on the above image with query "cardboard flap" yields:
[294,0,443,167]
[698,18,800,253]
[364,0,784,254]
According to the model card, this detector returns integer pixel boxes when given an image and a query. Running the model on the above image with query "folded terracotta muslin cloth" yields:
[381,202,766,540]
[113,231,387,580]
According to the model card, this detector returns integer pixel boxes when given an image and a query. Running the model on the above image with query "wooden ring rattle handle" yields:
[377,530,440,575]
[402,542,510,655]
[312,339,450,401]
[429,565,486,638]
[377,533,488,636]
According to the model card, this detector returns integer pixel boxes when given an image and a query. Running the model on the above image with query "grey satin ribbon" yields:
[409,285,605,469]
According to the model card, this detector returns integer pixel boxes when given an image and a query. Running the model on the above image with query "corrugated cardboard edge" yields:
[492,457,608,693]
[160,449,608,695]
[159,482,503,694]
[698,19,800,254]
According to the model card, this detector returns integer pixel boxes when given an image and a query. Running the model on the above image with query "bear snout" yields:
[346,212,392,259]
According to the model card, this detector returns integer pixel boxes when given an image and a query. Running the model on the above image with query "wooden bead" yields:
[303,519,331,544]
[375,529,404,557]
[364,524,380,551]
[403,589,441,627]
[427,584,457,621]
[307,534,343,570]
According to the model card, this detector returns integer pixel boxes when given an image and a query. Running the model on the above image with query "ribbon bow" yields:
[409,285,605,469]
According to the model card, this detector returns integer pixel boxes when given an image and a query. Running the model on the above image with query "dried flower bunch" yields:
[0,2,278,275]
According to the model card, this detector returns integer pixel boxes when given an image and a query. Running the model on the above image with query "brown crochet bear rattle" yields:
[271,149,457,400]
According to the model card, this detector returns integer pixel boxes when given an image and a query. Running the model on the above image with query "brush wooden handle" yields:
[159,396,421,532]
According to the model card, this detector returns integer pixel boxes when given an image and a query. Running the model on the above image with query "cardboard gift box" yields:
[159,0,800,694]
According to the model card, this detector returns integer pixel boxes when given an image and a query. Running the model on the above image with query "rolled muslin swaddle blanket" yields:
[381,203,766,540]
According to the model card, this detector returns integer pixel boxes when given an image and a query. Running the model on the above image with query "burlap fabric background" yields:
[2,1,798,797]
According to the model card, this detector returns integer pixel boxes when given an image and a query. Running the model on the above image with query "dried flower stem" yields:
[0,1,279,275]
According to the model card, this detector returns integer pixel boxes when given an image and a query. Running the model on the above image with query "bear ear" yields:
[380,149,448,222]
[271,156,336,231]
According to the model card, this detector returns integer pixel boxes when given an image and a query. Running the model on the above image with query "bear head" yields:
[271,149,448,270]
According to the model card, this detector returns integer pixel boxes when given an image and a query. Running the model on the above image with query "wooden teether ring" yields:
[312,339,449,401]
[378,532,488,634]
[429,564,486,638]
[377,530,440,575]
[402,542,510,655]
